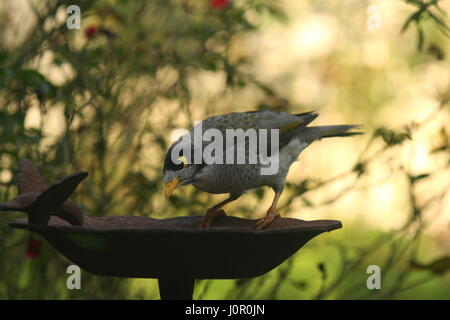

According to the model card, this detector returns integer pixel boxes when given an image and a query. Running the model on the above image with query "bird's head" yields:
[163,142,199,200]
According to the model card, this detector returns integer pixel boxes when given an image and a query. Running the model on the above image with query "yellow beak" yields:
[165,176,181,200]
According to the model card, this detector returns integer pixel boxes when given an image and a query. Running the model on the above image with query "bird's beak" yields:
[165,176,181,200]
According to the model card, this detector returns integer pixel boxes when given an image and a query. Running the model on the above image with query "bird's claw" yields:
[255,209,280,230]
[197,209,226,229]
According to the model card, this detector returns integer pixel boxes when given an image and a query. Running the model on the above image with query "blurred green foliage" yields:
[402,0,449,50]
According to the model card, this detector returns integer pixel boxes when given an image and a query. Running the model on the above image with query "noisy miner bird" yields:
[163,110,361,229]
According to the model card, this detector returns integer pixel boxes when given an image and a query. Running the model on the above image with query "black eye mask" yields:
[163,144,184,172]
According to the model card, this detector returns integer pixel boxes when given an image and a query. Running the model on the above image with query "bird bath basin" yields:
[2,159,342,299]
[10,215,341,299]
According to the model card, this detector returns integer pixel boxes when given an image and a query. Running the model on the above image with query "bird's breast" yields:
[191,163,285,194]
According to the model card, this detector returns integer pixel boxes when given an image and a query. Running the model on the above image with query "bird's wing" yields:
[176,110,318,164]
[201,110,315,133]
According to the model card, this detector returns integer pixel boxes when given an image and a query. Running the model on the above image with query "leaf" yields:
[427,43,445,60]
[14,69,57,101]
[255,188,265,200]
[353,162,366,177]
[266,4,288,23]
[302,197,314,207]
[317,262,327,279]
[0,67,14,88]
[401,10,423,33]
[296,179,310,195]
[406,0,424,7]
[199,53,222,71]
[409,173,430,183]
[427,11,450,36]
[374,127,411,146]
[417,24,424,51]
[431,126,449,153]
[16,69,47,87]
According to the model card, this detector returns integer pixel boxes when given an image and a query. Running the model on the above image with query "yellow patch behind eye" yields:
[178,155,189,165]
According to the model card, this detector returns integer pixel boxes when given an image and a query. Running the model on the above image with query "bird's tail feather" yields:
[313,125,363,138]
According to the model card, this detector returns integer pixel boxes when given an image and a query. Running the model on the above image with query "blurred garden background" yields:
[0,0,449,299]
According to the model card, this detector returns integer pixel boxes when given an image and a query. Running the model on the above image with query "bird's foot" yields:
[197,209,226,229]
[255,208,280,230]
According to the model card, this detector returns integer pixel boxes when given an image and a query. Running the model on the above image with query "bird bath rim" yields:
[9,215,342,235]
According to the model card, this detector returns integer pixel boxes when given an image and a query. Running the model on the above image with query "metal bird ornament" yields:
[0,159,87,225]
[163,110,361,229]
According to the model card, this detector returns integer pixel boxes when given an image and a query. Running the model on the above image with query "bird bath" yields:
[2,160,342,299]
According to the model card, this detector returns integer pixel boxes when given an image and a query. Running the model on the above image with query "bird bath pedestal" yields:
[2,159,342,299]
